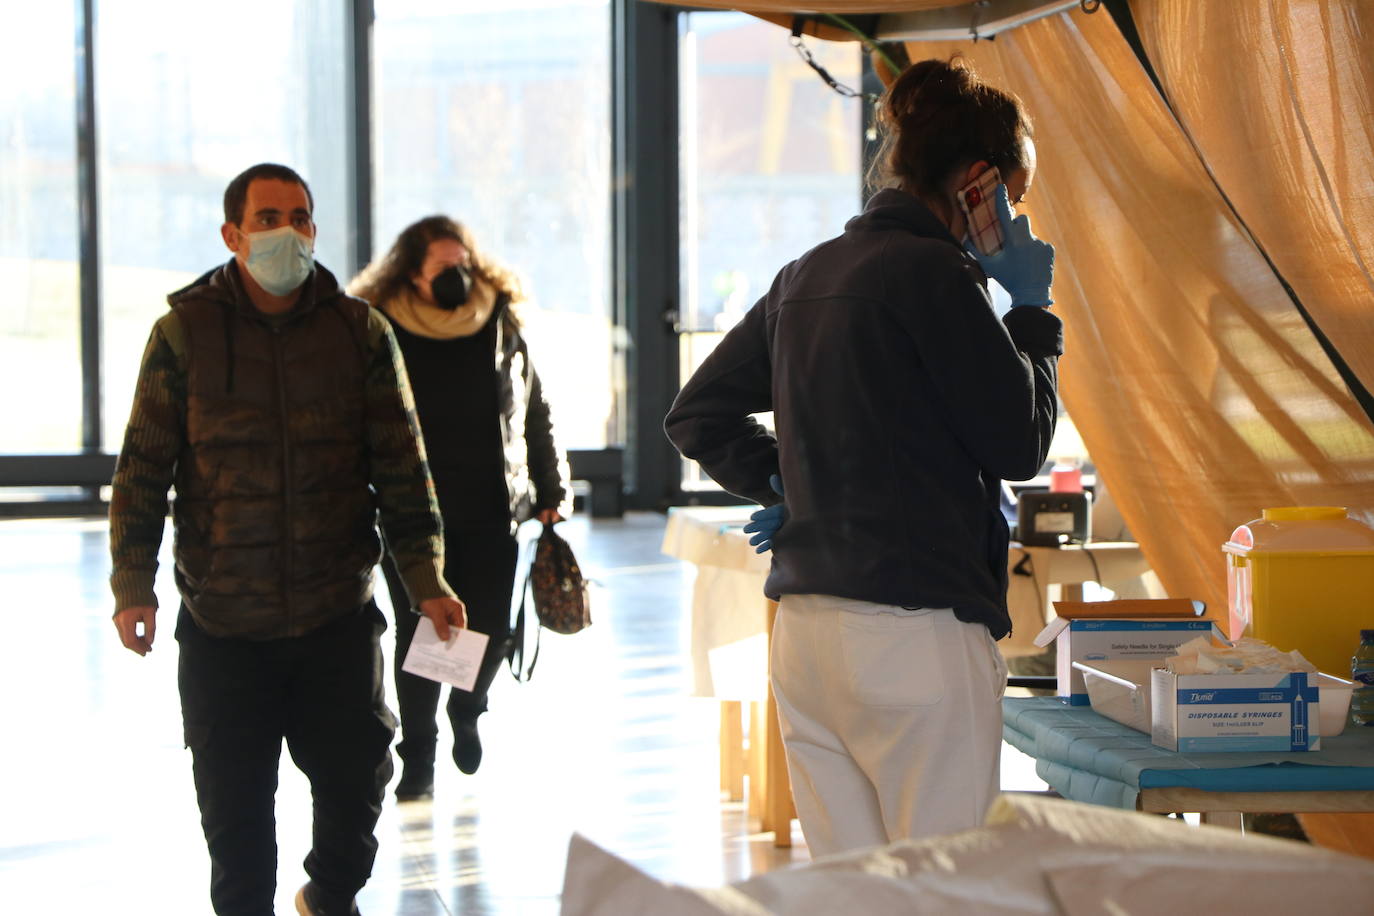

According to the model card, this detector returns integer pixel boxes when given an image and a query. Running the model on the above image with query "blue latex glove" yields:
[967,183,1055,307]
[743,474,786,554]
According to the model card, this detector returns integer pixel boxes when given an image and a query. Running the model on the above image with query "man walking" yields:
[110,162,466,915]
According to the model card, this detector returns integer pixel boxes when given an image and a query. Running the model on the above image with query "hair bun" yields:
[885,58,974,122]
[869,56,1030,199]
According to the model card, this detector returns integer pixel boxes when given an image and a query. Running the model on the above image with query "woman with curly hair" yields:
[351,216,570,799]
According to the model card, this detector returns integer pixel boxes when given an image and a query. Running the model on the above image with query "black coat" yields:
[665,189,1063,638]
[387,295,571,535]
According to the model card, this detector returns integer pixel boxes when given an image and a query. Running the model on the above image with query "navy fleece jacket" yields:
[665,188,1063,638]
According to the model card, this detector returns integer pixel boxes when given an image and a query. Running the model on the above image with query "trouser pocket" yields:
[839,611,945,707]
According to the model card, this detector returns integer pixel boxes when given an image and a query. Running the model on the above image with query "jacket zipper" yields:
[273,325,295,632]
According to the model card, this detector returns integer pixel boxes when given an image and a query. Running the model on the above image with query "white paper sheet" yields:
[401,619,490,691]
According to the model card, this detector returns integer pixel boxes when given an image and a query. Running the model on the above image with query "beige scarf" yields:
[382,276,498,340]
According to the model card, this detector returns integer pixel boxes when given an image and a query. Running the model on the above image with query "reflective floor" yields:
[0,512,1046,914]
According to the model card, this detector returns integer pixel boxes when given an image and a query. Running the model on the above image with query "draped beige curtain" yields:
[1129,0,1374,402]
[910,8,1374,615]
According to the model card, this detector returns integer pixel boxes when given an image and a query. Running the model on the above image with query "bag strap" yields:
[507,530,544,683]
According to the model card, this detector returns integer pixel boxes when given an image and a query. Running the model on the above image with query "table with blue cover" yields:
[1004,696,1374,822]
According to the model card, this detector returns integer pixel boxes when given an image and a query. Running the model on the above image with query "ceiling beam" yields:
[877,0,1079,42]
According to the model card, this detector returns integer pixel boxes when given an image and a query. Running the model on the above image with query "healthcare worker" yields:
[665,57,1061,856]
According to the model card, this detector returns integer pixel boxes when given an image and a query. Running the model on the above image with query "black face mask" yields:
[430,265,471,310]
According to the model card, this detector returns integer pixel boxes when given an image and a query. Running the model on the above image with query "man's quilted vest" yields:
[172,292,380,639]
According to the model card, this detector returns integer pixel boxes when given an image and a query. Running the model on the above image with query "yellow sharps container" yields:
[1223,507,1374,675]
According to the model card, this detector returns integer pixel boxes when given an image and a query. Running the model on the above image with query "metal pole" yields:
[611,0,681,510]
[75,0,101,455]
[347,0,375,276]
[860,50,883,201]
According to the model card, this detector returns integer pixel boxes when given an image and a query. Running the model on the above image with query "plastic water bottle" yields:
[1352,630,1374,727]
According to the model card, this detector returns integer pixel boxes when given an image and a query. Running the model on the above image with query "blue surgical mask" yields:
[242,225,314,296]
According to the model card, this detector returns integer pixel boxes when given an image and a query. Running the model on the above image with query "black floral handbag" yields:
[531,523,592,634]
[509,522,591,681]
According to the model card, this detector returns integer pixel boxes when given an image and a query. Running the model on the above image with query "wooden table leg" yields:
[748,700,766,824]
[720,700,744,802]
[765,598,795,847]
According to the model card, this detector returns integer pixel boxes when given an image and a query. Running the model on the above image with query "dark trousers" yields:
[176,603,396,916]
[382,525,519,765]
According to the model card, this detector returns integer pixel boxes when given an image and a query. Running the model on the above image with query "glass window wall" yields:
[373,0,614,450]
[678,13,862,489]
[96,0,350,449]
[0,4,81,453]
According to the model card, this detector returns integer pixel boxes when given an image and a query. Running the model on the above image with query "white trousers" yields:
[770,594,1008,857]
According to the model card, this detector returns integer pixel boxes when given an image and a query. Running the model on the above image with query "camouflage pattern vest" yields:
[171,274,380,639]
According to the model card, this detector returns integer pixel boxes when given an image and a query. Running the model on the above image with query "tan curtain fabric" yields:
[908,9,1374,616]
[1129,0,1374,402]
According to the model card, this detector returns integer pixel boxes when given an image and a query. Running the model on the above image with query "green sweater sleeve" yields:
[364,308,454,607]
[109,315,186,613]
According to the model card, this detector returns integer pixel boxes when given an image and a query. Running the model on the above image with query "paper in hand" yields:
[401,618,490,691]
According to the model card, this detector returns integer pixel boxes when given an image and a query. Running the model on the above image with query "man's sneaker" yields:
[294,881,360,915]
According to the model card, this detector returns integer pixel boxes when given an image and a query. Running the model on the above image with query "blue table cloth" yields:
[1003,696,1374,810]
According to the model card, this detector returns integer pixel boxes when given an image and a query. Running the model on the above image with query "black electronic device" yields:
[1016,489,1092,547]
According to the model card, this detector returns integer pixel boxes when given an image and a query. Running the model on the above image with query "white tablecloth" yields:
[661,507,770,699]
[661,506,1158,697]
